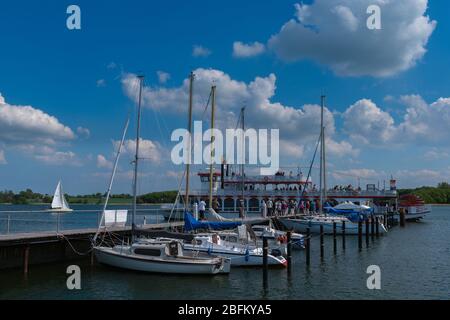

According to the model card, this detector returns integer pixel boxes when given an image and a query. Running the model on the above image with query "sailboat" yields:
[280,96,387,235]
[50,181,73,213]
[93,75,230,275]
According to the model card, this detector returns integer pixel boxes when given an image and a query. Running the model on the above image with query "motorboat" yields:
[280,215,387,235]
[181,234,287,267]
[251,225,304,249]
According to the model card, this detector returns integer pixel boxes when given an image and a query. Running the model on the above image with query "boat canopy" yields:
[184,212,242,232]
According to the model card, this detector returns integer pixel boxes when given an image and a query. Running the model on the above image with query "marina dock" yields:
[0,221,184,272]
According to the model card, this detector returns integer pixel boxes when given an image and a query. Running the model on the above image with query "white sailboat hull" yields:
[49,208,74,213]
[94,247,229,275]
[182,245,287,267]
[280,218,387,235]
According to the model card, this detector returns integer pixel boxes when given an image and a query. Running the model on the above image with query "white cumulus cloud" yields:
[122,69,357,162]
[77,127,90,139]
[233,41,266,58]
[114,139,163,164]
[157,71,171,84]
[0,93,75,146]
[343,96,450,146]
[193,45,212,57]
[97,154,113,169]
[268,0,436,77]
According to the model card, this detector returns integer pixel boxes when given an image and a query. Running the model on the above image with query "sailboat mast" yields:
[132,75,145,237]
[208,86,217,209]
[322,96,327,209]
[241,107,246,217]
[319,95,327,214]
[185,72,194,211]
[94,116,130,242]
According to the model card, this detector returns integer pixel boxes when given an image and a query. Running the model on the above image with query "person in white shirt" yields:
[261,200,267,218]
[199,200,206,220]
[267,199,273,216]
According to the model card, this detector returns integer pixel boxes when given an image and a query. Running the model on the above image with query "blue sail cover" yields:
[325,207,374,223]
[184,212,242,232]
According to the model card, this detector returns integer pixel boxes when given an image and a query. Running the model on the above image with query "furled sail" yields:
[184,212,241,232]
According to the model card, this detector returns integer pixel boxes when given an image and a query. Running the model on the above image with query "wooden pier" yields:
[0,222,184,272]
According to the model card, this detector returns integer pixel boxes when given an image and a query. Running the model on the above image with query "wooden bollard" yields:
[23,245,30,275]
[365,219,370,247]
[342,221,346,250]
[263,237,268,284]
[400,209,406,227]
[287,231,292,269]
[333,222,337,254]
[320,225,324,260]
[376,217,380,237]
[306,228,311,266]
[358,220,363,250]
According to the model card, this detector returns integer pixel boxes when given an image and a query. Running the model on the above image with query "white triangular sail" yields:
[51,181,71,211]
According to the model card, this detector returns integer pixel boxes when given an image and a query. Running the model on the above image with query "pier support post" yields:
[23,245,30,275]
[320,225,324,260]
[56,213,60,234]
[306,228,311,266]
[333,222,337,255]
[358,221,363,250]
[365,220,370,248]
[400,209,406,228]
[342,221,346,250]
[263,237,268,286]
[287,231,292,271]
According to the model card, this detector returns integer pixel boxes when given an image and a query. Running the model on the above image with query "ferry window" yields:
[134,249,161,257]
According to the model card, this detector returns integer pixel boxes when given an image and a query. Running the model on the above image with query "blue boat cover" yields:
[184,212,242,232]
[325,207,375,223]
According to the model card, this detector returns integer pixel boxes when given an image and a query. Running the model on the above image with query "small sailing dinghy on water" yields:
[93,75,230,276]
[50,181,73,213]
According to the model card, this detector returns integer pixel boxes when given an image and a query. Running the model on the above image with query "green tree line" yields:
[399,183,450,204]
[0,189,178,205]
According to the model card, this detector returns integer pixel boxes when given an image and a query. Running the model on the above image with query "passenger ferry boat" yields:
[164,166,399,220]
[399,194,431,221]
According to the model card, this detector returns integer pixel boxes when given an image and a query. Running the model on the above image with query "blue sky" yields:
[0,0,449,195]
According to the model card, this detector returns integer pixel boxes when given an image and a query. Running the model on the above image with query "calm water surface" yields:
[0,205,449,300]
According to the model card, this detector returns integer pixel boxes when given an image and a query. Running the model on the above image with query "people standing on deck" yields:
[299,201,305,214]
[281,201,287,216]
[311,200,316,214]
[199,200,206,221]
[213,198,220,213]
[267,199,274,216]
[238,198,245,219]
[306,201,311,214]
[261,199,267,218]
